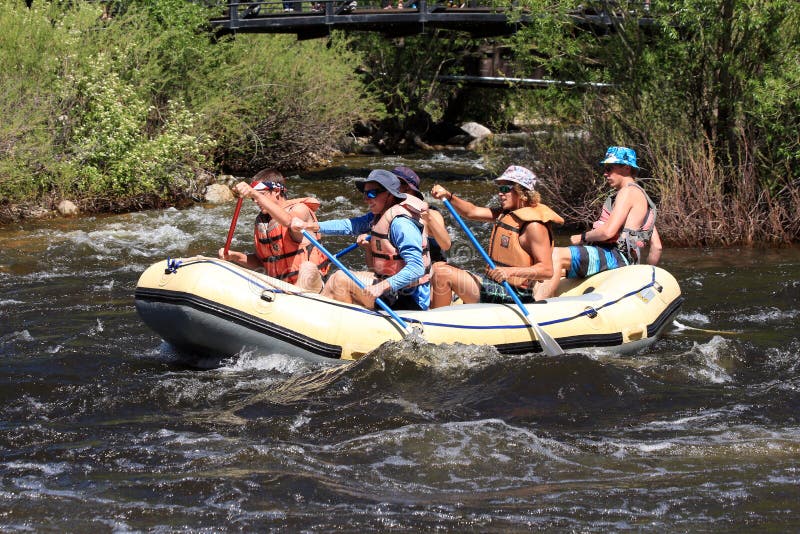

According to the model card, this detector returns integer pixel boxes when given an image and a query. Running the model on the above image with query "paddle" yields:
[442,198,565,357]
[223,197,244,256]
[301,230,412,335]
[334,241,359,258]
[334,235,370,259]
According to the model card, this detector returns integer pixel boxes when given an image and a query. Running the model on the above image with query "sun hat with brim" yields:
[600,146,639,169]
[494,165,538,191]
[355,169,407,199]
[392,166,423,199]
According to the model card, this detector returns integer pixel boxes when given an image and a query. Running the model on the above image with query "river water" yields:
[2,152,799,531]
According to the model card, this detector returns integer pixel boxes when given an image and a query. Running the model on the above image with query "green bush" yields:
[0,1,99,203]
[199,32,379,172]
[66,55,212,196]
[0,0,378,213]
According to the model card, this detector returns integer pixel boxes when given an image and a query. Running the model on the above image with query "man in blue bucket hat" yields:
[537,146,663,299]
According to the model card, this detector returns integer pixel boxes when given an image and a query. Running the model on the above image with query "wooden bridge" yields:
[211,0,656,40]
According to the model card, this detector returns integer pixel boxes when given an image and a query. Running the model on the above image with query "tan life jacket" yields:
[253,197,330,284]
[593,182,657,264]
[368,195,432,286]
[487,204,564,289]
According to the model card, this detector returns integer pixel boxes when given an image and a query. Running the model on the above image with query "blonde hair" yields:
[513,183,540,207]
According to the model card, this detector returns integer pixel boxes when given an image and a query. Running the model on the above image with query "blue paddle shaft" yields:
[442,199,530,316]
[301,230,410,332]
[441,198,564,356]
[334,235,369,259]
[334,242,359,258]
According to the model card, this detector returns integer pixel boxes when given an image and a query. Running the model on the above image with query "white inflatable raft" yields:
[134,257,682,365]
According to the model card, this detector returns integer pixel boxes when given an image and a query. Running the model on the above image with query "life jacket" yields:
[488,204,565,289]
[592,182,657,264]
[253,197,330,284]
[368,195,432,286]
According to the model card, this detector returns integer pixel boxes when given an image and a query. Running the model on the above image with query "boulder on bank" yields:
[205,183,235,204]
[460,121,492,140]
[57,200,79,217]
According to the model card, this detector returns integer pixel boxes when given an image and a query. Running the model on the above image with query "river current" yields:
[2,152,799,531]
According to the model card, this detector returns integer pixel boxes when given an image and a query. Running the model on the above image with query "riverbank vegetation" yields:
[1,0,798,246]
[508,0,800,246]
[0,0,376,216]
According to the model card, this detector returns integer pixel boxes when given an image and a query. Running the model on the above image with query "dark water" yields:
[2,152,799,531]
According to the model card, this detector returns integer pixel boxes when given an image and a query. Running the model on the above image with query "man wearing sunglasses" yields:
[291,169,431,311]
[428,165,564,308]
[538,146,663,299]
[218,168,329,292]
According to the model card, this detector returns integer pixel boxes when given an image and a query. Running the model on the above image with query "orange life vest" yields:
[368,195,432,286]
[253,197,330,284]
[487,204,564,289]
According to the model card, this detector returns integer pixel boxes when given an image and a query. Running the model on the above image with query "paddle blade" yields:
[531,321,564,357]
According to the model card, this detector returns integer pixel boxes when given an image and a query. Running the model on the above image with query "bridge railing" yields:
[217,0,505,20]
[210,0,659,37]
[213,0,656,19]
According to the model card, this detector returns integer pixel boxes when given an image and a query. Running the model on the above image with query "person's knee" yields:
[322,270,346,297]
[296,261,323,293]
[431,262,455,291]
[555,247,572,269]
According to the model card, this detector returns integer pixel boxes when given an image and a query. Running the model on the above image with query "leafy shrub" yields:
[67,55,212,197]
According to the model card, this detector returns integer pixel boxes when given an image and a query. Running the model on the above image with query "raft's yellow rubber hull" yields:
[135,257,683,365]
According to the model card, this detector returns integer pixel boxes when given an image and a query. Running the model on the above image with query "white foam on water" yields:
[676,311,711,325]
[218,350,324,375]
[91,280,115,290]
[96,519,136,533]
[646,408,735,430]
[1,330,34,343]
[683,274,704,288]
[0,299,23,306]
[686,335,734,383]
[4,461,69,476]
[329,419,575,472]
[88,318,104,336]
[733,306,800,324]
[290,414,311,432]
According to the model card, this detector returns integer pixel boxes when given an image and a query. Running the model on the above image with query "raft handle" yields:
[654,281,663,293]
[260,290,276,302]
[164,258,182,274]
[584,306,598,319]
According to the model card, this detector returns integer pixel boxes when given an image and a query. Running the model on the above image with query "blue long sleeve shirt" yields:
[319,213,430,310]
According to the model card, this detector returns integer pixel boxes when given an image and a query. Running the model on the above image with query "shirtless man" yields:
[537,146,663,299]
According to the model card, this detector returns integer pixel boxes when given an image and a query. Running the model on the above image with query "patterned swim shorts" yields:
[478,275,535,304]
[566,245,629,278]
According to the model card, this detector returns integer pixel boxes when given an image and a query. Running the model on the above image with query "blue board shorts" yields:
[566,245,628,278]
[478,275,535,304]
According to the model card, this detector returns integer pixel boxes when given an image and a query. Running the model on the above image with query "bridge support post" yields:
[228,0,239,29]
